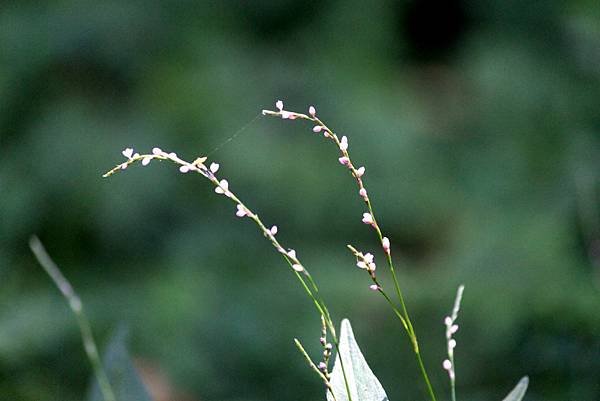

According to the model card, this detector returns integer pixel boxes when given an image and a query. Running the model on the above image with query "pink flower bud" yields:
[369,284,379,291]
[363,253,374,263]
[210,162,220,173]
[236,204,247,217]
[281,111,290,119]
[355,166,365,177]
[292,264,304,272]
[276,100,284,111]
[120,163,128,170]
[270,225,278,235]
[318,362,327,371]
[214,179,229,194]
[152,147,162,155]
[443,360,452,371]
[382,237,390,254]
[313,125,323,133]
[309,106,316,116]
[338,157,350,166]
[141,157,152,166]
[362,213,374,225]
[287,249,297,259]
[359,188,368,199]
[357,261,368,269]
[179,165,190,173]
[339,136,348,151]
[444,316,453,326]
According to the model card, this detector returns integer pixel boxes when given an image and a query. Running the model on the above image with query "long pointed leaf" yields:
[501,376,529,401]
[327,319,389,401]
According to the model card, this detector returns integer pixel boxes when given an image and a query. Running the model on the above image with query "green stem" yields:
[416,349,437,401]
[292,112,438,401]
[29,236,117,401]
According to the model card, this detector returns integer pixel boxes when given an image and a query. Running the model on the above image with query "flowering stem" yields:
[29,236,116,401]
[103,149,354,401]
[263,104,437,401]
[444,285,464,401]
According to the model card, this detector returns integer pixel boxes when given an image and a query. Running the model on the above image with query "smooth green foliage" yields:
[501,377,529,401]
[87,327,152,401]
[327,319,388,401]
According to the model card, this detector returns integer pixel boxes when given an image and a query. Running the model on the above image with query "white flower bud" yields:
[122,148,134,159]
[362,213,374,225]
[215,179,229,194]
[382,237,390,254]
[236,204,247,217]
[339,136,348,151]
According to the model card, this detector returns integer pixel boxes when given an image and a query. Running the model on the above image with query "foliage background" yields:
[1,1,599,401]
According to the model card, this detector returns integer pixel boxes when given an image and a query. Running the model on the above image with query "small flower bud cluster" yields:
[356,252,376,272]
[266,100,302,120]
[443,285,465,383]
[283,248,305,273]
[347,245,379,290]
[318,315,332,379]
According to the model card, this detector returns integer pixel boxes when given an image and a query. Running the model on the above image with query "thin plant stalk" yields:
[103,150,354,401]
[443,285,465,401]
[263,104,437,401]
[29,236,117,401]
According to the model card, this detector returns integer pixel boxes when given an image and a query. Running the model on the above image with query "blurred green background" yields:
[1,1,599,400]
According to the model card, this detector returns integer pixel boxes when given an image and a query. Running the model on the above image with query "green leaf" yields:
[501,376,529,401]
[327,319,389,401]
[87,326,153,401]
